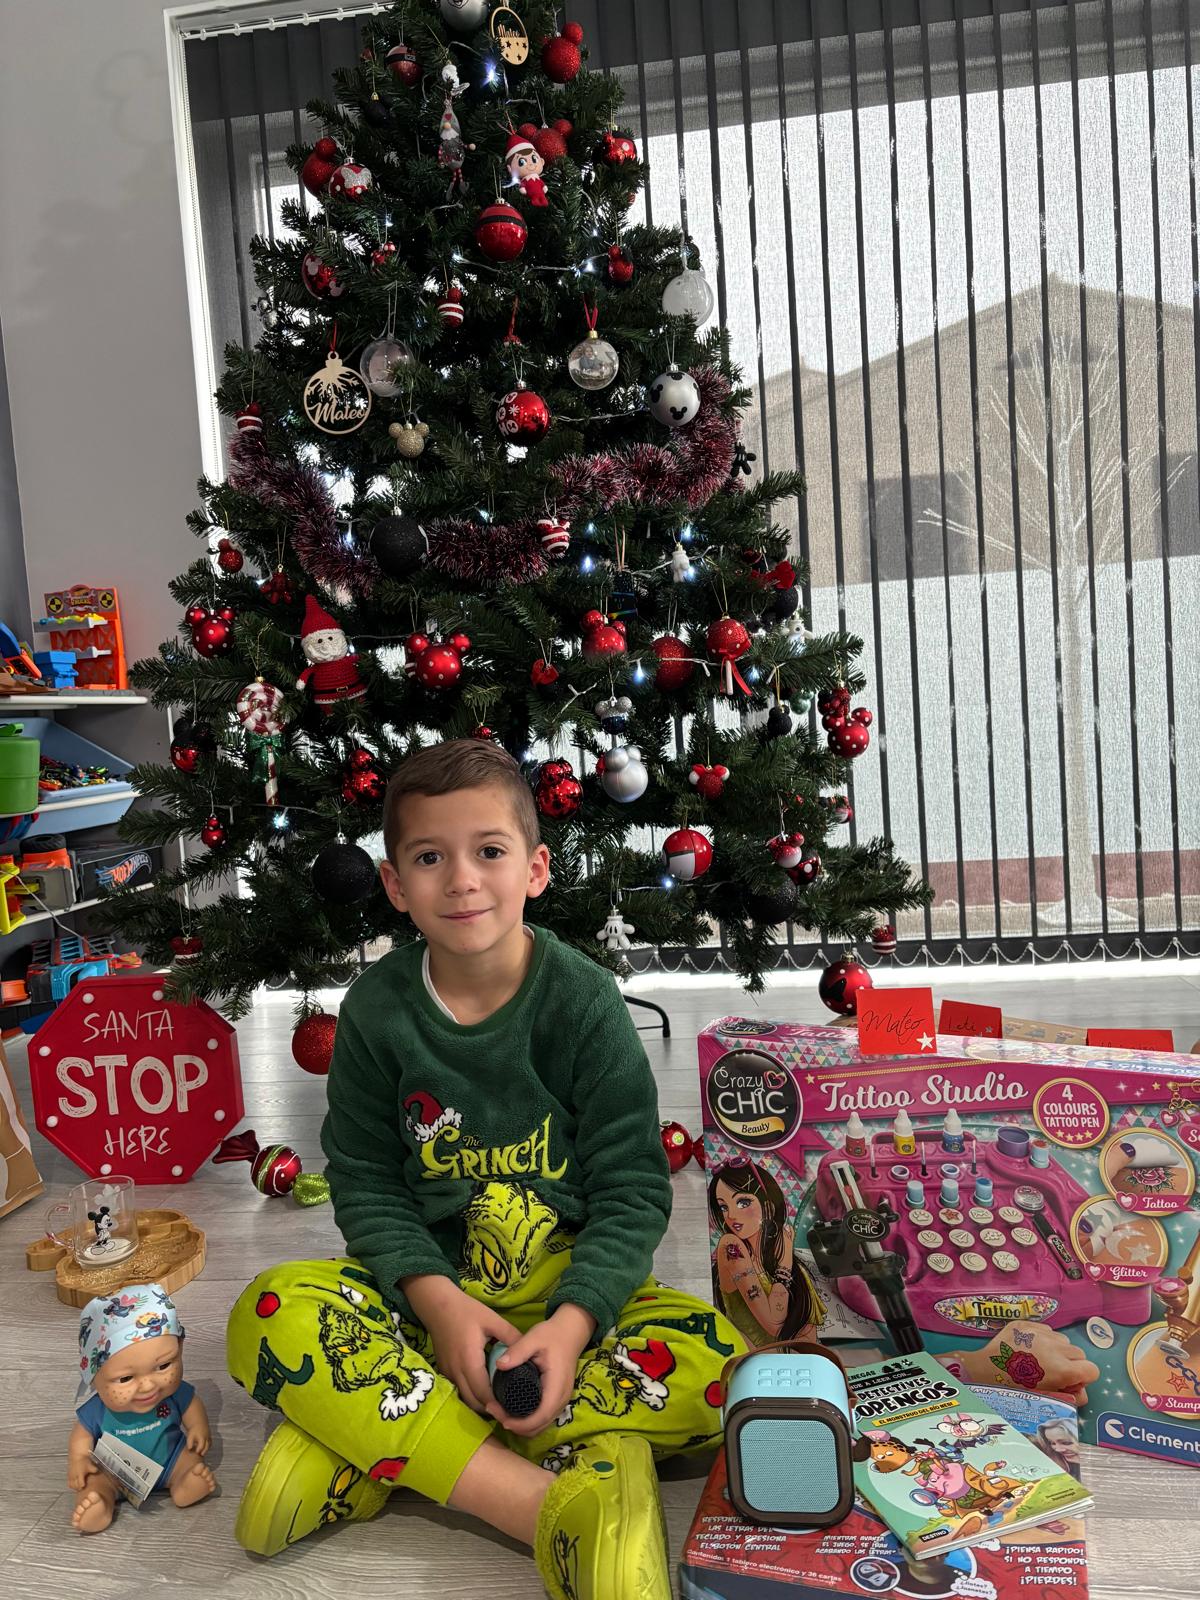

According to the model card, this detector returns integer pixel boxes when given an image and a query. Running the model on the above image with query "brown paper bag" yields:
[0,1037,44,1219]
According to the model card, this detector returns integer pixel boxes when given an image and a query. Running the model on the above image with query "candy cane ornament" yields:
[236,678,287,806]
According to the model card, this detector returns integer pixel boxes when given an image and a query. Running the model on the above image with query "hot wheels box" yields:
[700,1018,1200,1467]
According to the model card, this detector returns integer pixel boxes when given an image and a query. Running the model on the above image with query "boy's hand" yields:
[405,1275,520,1415]
[490,1304,596,1438]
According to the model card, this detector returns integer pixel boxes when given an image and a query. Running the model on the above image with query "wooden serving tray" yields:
[25,1208,206,1308]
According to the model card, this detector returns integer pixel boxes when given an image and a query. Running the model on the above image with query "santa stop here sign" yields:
[28,975,243,1183]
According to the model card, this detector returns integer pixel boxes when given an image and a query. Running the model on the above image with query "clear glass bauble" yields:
[662,267,715,325]
[359,336,414,398]
[567,333,620,391]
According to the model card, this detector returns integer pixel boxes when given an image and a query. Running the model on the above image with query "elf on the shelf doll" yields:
[296,595,366,714]
[504,130,547,207]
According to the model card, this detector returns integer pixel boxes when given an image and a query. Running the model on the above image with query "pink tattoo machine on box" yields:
[699,1017,1200,1469]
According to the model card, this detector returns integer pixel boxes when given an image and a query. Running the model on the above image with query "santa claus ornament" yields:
[505,130,547,207]
[386,42,420,84]
[497,384,551,443]
[405,630,470,690]
[297,595,367,713]
[871,924,898,956]
[663,827,712,882]
[235,402,263,434]
[689,763,729,801]
[534,758,582,818]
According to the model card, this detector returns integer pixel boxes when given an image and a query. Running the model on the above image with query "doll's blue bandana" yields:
[75,1282,183,1406]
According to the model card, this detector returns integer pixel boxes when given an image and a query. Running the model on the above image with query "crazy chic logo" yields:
[705,1050,801,1150]
[403,1092,567,1183]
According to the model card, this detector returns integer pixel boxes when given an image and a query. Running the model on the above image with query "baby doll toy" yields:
[68,1283,215,1533]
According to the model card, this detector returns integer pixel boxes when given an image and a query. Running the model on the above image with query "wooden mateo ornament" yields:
[26,1208,206,1308]
[303,326,371,435]
[490,4,529,63]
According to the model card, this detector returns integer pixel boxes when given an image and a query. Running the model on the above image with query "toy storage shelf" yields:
[1,717,135,836]
[18,882,152,929]
[0,694,147,711]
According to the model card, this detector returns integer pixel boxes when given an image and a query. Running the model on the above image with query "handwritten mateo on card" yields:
[939,999,1003,1039]
[857,987,938,1056]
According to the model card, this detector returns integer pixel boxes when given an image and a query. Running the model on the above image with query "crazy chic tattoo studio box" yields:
[698,1017,1200,1467]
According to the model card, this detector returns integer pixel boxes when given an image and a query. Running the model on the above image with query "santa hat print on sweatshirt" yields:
[300,595,343,639]
[612,1339,676,1409]
[403,1092,462,1144]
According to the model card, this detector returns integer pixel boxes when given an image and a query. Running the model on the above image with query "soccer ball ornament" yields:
[767,832,805,870]
[441,0,489,30]
[598,745,648,803]
[568,331,620,391]
[662,267,716,325]
[291,1012,338,1075]
[496,385,551,443]
[537,516,570,558]
[475,201,528,261]
[329,161,372,199]
[663,827,713,882]
[818,955,874,1016]
[647,367,701,428]
[689,762,729,801]
[580,610,627,662]
[534,758,583,819]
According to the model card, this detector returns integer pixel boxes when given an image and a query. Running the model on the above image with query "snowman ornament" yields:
[597,907,636,952]
[648,367,701,428]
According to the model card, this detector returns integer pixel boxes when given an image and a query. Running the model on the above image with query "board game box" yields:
[699,1019,1200,1468]
[680,1385,1087,1599]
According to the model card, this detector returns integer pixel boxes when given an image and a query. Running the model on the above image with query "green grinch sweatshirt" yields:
[320,925,672,1335]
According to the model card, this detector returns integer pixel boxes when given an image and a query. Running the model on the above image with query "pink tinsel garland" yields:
[550,367,739,520]
[227,432,380,598]
[425,518,549,585]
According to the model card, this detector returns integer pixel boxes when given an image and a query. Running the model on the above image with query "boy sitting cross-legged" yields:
[226,738,745,1599]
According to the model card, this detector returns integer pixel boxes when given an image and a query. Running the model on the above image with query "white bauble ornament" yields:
[662,267,715,325]
[568,332,619,391]
[599,744,648,803]
[647,367,701,428]
[359,336,414,397]
[440,0,489,30]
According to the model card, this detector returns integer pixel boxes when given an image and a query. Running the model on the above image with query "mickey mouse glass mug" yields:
[45,1175,138,1267]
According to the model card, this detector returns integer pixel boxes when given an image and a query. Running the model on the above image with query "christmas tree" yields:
[107,0,928,1020]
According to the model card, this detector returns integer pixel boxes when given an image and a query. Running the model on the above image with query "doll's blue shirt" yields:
[76,1381,194,1492]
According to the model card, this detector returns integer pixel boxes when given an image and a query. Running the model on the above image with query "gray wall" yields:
[0,310,31,640]
[0,0,202,767]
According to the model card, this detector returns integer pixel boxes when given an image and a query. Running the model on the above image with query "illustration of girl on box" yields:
[709,1158,823,1345]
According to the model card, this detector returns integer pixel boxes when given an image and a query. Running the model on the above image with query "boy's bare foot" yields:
[170,1459,217,1507]
[72,1487,117,1533]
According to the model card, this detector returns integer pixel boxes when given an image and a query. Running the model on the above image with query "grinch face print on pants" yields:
[460,1181,570,1297]
[556,1338,676,1426]
[317,1302,434,1420]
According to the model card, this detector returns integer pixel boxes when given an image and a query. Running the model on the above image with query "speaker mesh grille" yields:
[739,1418,840,1515]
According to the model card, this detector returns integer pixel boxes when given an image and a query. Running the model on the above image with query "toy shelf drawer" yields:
[11,718,134,837]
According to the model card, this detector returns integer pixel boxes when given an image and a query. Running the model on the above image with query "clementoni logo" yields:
[705,1050,801,1149]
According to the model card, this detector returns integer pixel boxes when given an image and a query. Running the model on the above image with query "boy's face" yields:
[380,784,550,959]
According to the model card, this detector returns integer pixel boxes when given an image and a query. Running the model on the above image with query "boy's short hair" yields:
[383,739,541,864]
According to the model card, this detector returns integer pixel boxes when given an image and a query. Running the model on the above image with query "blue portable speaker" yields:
[722,1342,855,1528]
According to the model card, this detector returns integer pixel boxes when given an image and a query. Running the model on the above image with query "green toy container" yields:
[0,724,40,815]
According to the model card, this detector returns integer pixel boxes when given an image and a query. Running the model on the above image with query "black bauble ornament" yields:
[765,705,793,739]
[361,96,393,129]
[370,514,426,579]
[765,585,800,623]
[745,876,800,926]
[311,841,377,905]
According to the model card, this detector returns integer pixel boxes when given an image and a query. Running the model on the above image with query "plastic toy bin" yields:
[14,719,134,836]
[0,724,41,814]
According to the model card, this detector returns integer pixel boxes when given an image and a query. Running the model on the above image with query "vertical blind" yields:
[182,0,1199,974]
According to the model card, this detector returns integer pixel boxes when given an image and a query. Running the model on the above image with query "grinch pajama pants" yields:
[226,1178,746,1504]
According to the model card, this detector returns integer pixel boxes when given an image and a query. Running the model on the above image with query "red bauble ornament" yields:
[192,615,233,658]
[474,201,528,261]
[235,402,263,434]
[828,721,871,758]
[170,739,200,775]
[663,827,713,882]
[688,763,729,801]
[329,160,372,200]
[496,385,551,443]
[852,707,873,726]
[292,1012,338,1075]
[600,130,638,165]
[386,42,420,84]
[301,251,346,299]
[706,616,752,695]
[651,634,694,692]
[416,643,466,690]
[537,515,570,557]
[213,1128,303,1197]
[768,832,805,870]
[818,956,874,1016]
[300,136,339,196]
[871,924,898,956]
[660,1120,694,1174]
[580,609,626,662]
[607,244,634,285]
[818,686,851,716]
[184,601,207,628]
[535,758,583,819]
[437,284,465,327]
[371,241,397,269]
[693,1140,707,1170]
[342,745,385,805]
[216,537,243,573]
[260,567,294,606]
[200,814,226,849]
[530,658,559,689]
[533,119,572,162]
[789,850,822,886]
[542,21,584,82]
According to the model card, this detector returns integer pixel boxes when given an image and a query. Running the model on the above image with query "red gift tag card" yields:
[939,999,1003,1039]
[857,987,938,1056]
[1086,1027,1175,1052]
